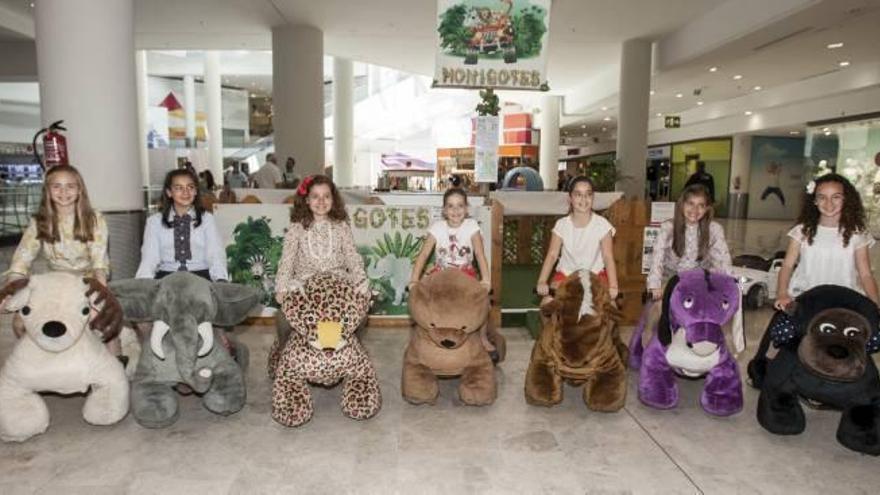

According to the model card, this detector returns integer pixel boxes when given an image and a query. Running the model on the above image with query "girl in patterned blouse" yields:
[4,165,115,348]
[646,183,733,300]
[275,175,367,302]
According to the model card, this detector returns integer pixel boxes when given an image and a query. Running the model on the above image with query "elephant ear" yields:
[211,282,261,326]
[108,278,160,321]
[657,275,680,346]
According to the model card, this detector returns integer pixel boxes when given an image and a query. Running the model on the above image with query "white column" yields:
[615,38,652,199]
[368,64,382,96]
[333,57,354,188]
[538,94,560,191]
[183,74,196,147]
[135,50,149,188]
[34,0,140,211]
[273,25,324,177]
[204,51,224,184]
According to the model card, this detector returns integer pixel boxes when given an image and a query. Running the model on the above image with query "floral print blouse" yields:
[646,220,732,290]
[274,220,366,301]
[7,212,110,280]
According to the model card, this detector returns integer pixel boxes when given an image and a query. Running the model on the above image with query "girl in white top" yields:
[775,173,879,309]
[536,176,619,302]
[410,188,494,355]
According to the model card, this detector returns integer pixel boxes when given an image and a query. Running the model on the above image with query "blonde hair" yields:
[35,165,98,243]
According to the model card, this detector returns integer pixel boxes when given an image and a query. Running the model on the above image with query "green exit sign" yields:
[665,115,681,128]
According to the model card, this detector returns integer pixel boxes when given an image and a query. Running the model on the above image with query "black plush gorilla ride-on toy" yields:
[748,284,880,455]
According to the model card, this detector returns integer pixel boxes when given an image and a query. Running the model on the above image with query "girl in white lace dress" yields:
[275,175,367,303]
[775,173,879,309]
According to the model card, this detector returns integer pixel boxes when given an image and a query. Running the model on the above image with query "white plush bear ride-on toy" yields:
[0,272,133,442]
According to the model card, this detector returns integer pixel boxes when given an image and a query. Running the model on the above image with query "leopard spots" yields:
[269,273,380,426]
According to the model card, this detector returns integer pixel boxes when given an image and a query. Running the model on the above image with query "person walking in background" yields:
[684,161,715,203]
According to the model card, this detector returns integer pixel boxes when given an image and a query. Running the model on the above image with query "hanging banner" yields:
[434,0,551,91]
[474,116,500,182]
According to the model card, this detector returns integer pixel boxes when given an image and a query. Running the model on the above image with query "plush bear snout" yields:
[42,321,67,338]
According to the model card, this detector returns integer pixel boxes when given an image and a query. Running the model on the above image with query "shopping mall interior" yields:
[1,0,880,493]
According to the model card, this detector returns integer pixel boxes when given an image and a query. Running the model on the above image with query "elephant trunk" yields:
[171,318,214,394]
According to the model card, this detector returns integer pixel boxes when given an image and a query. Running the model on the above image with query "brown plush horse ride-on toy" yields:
[525,272,627,412]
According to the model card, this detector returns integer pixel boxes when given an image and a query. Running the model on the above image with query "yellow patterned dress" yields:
[6,212,110,281]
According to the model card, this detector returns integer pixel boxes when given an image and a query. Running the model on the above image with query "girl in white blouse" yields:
[135,169,228,282]
[775,173,879,309]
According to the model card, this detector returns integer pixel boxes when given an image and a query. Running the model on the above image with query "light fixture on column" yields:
[603,116,612,121]
[708,66,718,72]
[827,42,844,49]
[675,93,683,98]
[839,60,851,67]
[650,90,655,96]
[733,74,743,80]
[696,101,704,106]
[753,85,762,91]
[744,110,753,116]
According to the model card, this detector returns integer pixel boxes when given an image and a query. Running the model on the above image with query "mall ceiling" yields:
[1,0,879,145]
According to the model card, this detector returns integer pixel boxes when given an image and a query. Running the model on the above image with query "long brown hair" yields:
[35,165,98,243]
[290,175,349,229]
[797,173,864,247]
[672,184,713,260]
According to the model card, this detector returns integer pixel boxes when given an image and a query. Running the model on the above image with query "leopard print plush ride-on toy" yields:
[268,272,380,427]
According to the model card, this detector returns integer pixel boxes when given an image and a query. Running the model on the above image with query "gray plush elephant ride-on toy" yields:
[110,272,261,428]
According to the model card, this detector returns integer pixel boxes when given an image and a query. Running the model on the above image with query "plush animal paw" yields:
[458,364,496,406]
[756,391,805,435]
[838,402,880,456]
[131,383,180,429]
[402,363,440,405]
[341,375,382,420]
[272,378,314,427]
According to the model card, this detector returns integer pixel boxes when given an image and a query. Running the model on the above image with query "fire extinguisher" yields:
[32,120,69,169]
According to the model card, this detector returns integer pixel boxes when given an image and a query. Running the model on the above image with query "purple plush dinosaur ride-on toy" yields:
[629,269,744,416]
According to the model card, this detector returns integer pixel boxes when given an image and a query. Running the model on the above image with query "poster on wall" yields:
[746,137,806,220]
[213,204,493,317]
[434,0,551,91]
[474,115,500,182]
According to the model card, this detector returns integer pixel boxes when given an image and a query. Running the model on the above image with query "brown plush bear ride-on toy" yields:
[403,269,504,406]
[525,272,627,412]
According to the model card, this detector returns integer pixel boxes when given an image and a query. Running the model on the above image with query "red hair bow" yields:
[297,176,314,197]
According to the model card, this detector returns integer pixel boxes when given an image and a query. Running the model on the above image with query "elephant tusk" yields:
[150,320,170,360]
[197,322,214,357]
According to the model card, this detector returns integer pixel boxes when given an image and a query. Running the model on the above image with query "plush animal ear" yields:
[407,280,432,326]
[211,282,262,326]
[657,275,680,346]
[109,278,160,321]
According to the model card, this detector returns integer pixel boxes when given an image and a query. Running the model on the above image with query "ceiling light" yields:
[601,106,608,111]
[656,113,662,117]
[753,85,762,91]
[29,2,34,7]
[733,74,743,80]
[789,131,801,135]
[827,42,844,49]
[650,90,655,96]
[675,93,683,98]
[744,110,753,116]
[822,127,830,132]
[697,101,704,106]
[709,66,718,72]
[582,132,588,136]
[601,127,607,132]
[581,124,586,129]
[824,131,832,136]
[839,60,850,67]
[603,116,612,121]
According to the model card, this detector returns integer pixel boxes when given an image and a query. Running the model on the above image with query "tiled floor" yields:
[1,219,879,494]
